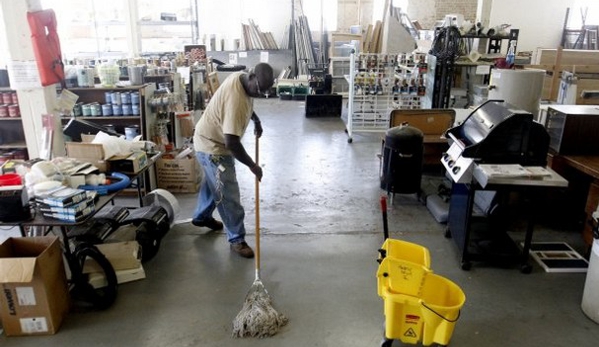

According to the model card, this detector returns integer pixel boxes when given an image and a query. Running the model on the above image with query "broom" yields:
[232,135,288,338]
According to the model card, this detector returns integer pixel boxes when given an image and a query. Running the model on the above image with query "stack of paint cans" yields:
[0,91,19,118]
[95,91,140,116]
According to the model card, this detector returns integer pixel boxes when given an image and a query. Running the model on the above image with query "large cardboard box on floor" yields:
[0,237,70,336]
[156,151,202,193]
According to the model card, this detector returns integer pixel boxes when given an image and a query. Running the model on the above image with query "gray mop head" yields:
[232,280,288,338]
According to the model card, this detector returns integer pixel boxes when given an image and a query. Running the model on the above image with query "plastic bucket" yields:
[0,173,22,186]
[381,273,465,346]
[382,289,424,344]
[377,256,431,298]
[419,273,466,346]
[379,238,431,267]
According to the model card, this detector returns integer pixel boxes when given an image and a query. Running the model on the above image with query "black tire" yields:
[136,230,161,262]
[73,244,118,310]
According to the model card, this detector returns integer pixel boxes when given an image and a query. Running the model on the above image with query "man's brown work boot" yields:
[230,242,255,258]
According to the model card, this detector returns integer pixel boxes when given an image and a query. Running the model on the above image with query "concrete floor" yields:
[2,98,599,346]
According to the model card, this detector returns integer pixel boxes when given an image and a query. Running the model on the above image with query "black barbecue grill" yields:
[442,100,554,272]
[442,100,549,184]
[446,100,549,165]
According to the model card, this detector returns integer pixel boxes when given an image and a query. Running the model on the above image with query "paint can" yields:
[111,92,122,105]
[0,105,8,118]
[124,125,140,140]
[131,91,140,104]
[1,92,12,104]
[7,104,20,117]
[76,67,96,87]
[102,103,113,116]
[112,104,123,116]
[121,104,132,116]
[90,103,102,117]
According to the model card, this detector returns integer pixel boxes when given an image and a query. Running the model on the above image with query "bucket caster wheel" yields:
[380,338,394,347]
[461,261,472,271]
[444,227,451,238]
[520,263,532,274]
[348,138,353,143]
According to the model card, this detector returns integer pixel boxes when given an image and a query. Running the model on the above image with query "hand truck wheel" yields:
[72,243,118,310]
[380,338,394,347]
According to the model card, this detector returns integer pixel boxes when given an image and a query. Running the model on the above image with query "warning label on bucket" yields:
[404,327,417,338]
[405,314,420,324]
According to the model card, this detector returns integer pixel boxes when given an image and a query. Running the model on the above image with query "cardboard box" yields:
[108,151,147,174]
[88,264,146,288]
[156,180,200,193]
[82,241,141,274]
[65,142,109,172]
[0,237,70,336]
[156,154,201,193]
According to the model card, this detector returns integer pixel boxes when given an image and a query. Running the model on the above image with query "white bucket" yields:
[76,67,95,87]
[124,126,140,140]
[582,238,599,324]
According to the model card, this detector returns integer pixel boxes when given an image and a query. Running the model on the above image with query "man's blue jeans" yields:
[193,152,246,244]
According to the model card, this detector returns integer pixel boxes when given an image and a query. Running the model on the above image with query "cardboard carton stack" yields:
[156,149,201,193]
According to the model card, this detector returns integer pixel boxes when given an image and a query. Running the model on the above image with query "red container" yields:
[0,173,22,186]
[10,92,18,104]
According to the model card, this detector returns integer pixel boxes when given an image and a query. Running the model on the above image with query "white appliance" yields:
[488,69,545,121]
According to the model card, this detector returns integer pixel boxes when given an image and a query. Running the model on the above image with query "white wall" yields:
[487,0,598,53]
[198,0,292,50]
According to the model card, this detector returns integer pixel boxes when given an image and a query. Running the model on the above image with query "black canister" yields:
[380,123,424,194]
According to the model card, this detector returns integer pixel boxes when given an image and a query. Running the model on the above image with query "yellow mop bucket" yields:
[419,273,466,346]
[376,256,431,298]
[378,238,431,268]
[380,272,466,346]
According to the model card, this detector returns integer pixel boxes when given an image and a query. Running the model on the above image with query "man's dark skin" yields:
[223,66,274,182]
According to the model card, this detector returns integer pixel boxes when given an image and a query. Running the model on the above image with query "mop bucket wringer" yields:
[376,239,466,346]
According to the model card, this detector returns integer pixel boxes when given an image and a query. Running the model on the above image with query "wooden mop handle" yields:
[255,135,260,272]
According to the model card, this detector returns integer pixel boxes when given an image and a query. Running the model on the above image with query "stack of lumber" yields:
[241,19,279,50]
[362,20,384,53]
[294,15,317,75]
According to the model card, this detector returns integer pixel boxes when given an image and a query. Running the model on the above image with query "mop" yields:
[232,136,288,338]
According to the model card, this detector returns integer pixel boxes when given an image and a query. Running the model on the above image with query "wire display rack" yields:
[345,52,426,143]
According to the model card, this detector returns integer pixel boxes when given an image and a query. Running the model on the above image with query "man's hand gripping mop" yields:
[232,135,288,338]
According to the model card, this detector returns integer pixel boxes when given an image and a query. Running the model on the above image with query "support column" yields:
[0,0,65,159]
